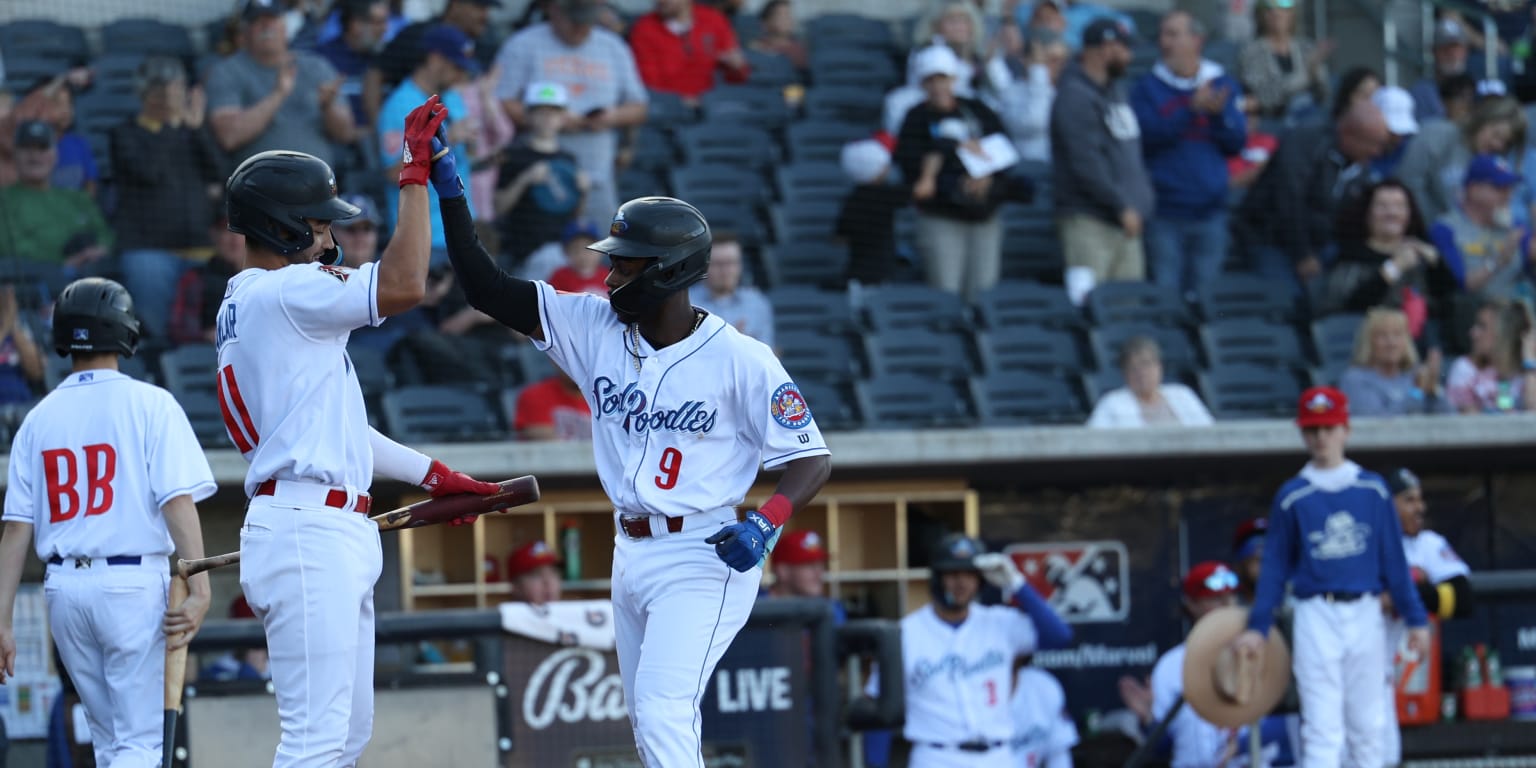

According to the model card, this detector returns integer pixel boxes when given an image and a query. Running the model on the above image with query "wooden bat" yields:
[177,476,542,577]
[163,575,189,768]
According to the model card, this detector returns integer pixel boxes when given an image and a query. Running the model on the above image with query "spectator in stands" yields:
[1000,28,1069,165]
[749,0,807,72]
[1398,95,1528,227]
[201,596,271,682]
[1438,73,1478,126]
[630,0,750,101]
[1234,99,1389,297]
[1446,298,1536,413]
[1371,86,1418,178]
[365,0,499,125]
[12,70,98,198]
[495,0,648,222]
[315,0,389,127]
[1051,19,1154,289]
[514,369,592,441]
[314,0,408,48]
[389,265,502,386]
[206,0,357,167]
[495,83,586,265]
[1131,11,1246,300]
[379,24,480,265]
[688,232,774,347]
[111,56,224,342]
[1228,94,1279,190]
[1319,180,1456,345]
[911,1,1007,93]
[1410,19,1469,122]
[1238,0,1331,121]
[1014,0,1131,52]
[548,220,608,295]
[334,193,382,269]
[0,283,43,405]
[1512,4,1536,104]
[1086,335,1214,428]
[765,530,846,623]
[836,137,909,286]
[1338,308,1450,416]
[1429,155,1536,302]
[896,45,1011,301]
[169,210,247,346]
[0,121,113,273]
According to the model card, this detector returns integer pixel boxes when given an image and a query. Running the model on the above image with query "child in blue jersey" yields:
[1233,386,1430,768]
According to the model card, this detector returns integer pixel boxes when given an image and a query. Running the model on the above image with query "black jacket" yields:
[109,118,224,251]
[894,96,1009,221]
[1318,239,1458,346]
[1236,124,1375,264]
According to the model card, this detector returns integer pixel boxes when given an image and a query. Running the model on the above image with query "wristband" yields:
[757,494,793,528]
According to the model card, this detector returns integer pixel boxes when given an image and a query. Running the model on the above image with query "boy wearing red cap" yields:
[765,529,846,624]
[507,540,563,606]
[1150,562,1251,767]
[1233,387,1429,768]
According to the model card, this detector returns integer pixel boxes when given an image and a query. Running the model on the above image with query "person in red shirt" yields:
[547,219,608,296]
[513,369,593,440]
[629,0,750,101]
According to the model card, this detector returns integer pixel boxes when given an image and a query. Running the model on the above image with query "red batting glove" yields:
[421,459,500,497]
[399,94,449,189]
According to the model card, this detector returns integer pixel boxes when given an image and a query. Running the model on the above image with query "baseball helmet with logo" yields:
[929,533,985,609]
[52,278,141,358]
[226,151,360,265]
[589,196,711,318]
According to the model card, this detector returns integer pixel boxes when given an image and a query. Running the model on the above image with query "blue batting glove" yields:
[428,136,463,199]
[705,511,780,572]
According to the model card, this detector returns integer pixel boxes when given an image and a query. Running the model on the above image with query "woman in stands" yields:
[1086,336,1214,428]
[1338,308,1452,417]
[1397,95,1530,225]
[1238,0,1332,120]
[1446,298,1536,413]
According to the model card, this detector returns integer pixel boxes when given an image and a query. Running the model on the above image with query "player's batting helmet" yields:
[226,151,360,266]
[928,534,985,609]
[52,278,140,358]
[589,197,711,318]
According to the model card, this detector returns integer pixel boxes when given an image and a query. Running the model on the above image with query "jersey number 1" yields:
[654,448,683,490]
[42,445,117,523]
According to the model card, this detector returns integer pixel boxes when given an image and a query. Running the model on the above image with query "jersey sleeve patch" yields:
[318,265,351,282]
[770,382,813,429]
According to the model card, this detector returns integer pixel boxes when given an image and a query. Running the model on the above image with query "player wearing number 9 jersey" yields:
[442,184,832,766]
[0,278,216,768]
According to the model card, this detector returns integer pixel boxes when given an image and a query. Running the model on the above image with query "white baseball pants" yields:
[611,508,760,768]
[240,487,381,768]
[46,556,169,768]
[908,742,1014,768]
[1293,596,1389,768]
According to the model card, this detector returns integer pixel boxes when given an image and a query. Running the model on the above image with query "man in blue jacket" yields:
[1130,10,1246,300]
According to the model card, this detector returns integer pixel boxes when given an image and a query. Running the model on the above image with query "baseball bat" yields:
[163,575,190,768]
[176,476,543,576]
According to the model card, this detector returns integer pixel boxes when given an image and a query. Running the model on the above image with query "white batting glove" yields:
[973,553,1025,595]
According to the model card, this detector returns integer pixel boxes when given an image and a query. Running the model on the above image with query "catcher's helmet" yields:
[928,533,985,609]
[226,151,360,265]
[52,278,140,358]
[589,197,711,318]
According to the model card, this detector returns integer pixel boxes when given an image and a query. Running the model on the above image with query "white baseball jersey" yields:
[1384,528,1472,765]
[216,262,383,496]
[531,281,829,515]
[1403,531,1469,583]
[1011,666,1078,768]
[1151,643,1263,768]
[3,370,217,557]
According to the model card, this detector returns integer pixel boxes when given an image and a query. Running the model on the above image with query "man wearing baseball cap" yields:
[1409,19,1469,121]
[764,530,846,624]
[1231,387,1428,767]
[1428,154,1534,299]
[0,120,114,272]
[368,0,499,122]
[335,193,384,269]
[506,540,563,606]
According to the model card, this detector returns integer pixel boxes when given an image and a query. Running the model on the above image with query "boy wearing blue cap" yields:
[1429,153,1535,300]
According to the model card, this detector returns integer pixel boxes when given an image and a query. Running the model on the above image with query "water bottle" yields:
[1464,646,1484,689]
[1488,649,1505,687]
[561,522,582,582]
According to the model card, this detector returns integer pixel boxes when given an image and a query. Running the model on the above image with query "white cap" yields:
[840,139,891,184]
[1372,86,1418,136]
[524,82,570,109]
[912,45,963,81]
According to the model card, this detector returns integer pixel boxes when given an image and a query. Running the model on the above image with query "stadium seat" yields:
[347,345,394,399]
[785,120,869,165]
[770,286,858,335]
[1079,369,1125,404]
[670,164,767,209]
[518,343,556,385]
[700,86,792,130]
[970,371,1084,425]
[863,328,976,379]
[629,126,678,173]
[381,386,505,443]
[777,330,863,383]
[1196,273,1296,323]
[0,20,89,62]
[691,200,768,247]
[102,18,196,58]
[796,379,859,431]
[973,281,1082,330]
[1090,324,1201,372]
[74,90,142,138]
[1200,319,1307,371]
[742,48,799,88]
[675,123,777,169]
[158,344,219,398]
[92,53,149,95]
[760,242,849,289]
[644,90,697,130]
[854,373,972,429]
[769,201,840,246]
[498,386,523,434]
[803,85,886,125]
[808,48,900,89]
[774,163,852,205]
[1198,364,1304,420]
[999,204,1064,282]
[862,283,972,331]
[3,53,69,92]
[1087,282,1193,327]
[1310,314,1364,369]
[805,14,895,52]
[977,327,1083,376]
[174,391,236,450]
[617,167,667,201]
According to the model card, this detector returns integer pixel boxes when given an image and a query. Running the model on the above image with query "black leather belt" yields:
[1318,591,1365,603]
[48,555,142,567]
[618,514,684,539]
[926,740,1006,752]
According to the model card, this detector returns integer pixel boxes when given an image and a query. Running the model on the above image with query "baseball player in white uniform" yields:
[0,278,216,768]
[441,186,833,765]
[867,535,1074,768]
[217,95,501,768]
[1380,467,1473,767]
[1011,664,1078,768]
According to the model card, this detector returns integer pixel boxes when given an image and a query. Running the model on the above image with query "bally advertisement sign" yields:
[499,600,811,767]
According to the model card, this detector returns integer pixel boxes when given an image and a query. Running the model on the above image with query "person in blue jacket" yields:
[1233,386,1430,768]
[1129,10,1247,300]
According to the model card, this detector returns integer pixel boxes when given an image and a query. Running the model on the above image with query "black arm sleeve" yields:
[1415,574,1474,620]
[440,196,541,335]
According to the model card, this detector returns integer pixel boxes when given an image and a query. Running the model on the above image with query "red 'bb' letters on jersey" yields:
[43,444,118,523]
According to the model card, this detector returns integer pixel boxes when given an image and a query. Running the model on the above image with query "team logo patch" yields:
[319,265,350,282]
[1006,541,1131,623]
[770,383,812,429]
[73,328,89,341]
[610,208,628,235]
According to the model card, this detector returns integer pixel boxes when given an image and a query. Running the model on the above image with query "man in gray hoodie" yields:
[1051,17,1155,286]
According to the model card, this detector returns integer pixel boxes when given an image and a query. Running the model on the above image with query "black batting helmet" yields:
[226,151,360,265]
[928,533,985,609]
[590,197,711,318]
[52,278,140,358]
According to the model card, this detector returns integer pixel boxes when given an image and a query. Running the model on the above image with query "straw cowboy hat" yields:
[1182,605,1292,728]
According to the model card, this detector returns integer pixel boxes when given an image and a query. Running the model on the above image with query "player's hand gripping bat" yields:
[163,575,189,768]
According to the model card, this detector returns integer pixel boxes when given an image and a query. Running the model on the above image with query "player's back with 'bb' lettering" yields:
[215,262,383,496]
[530,282,830,517]
[2,370,216,560]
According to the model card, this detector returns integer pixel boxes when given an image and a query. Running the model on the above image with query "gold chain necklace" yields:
[630,310,706,374]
